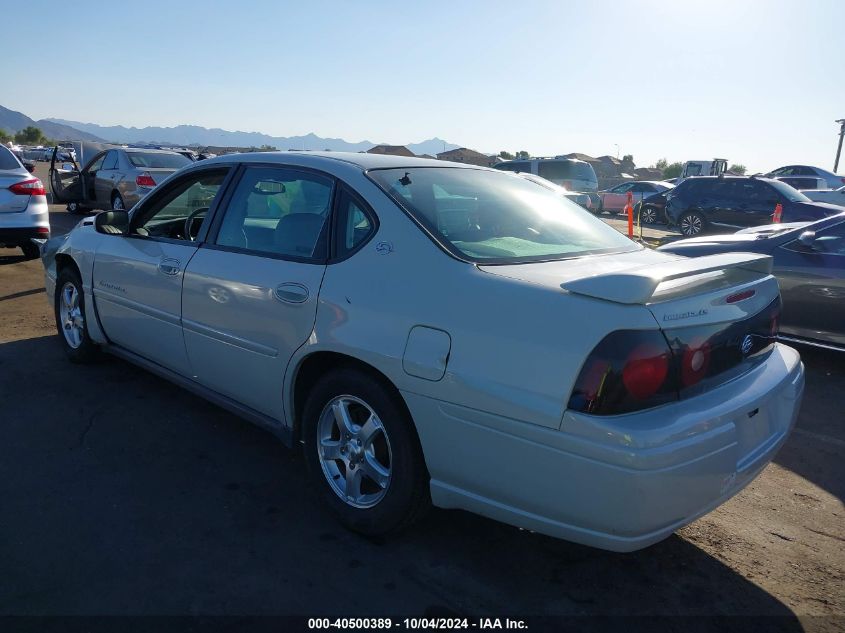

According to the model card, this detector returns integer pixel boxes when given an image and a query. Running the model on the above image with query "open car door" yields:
[49,144,82,204]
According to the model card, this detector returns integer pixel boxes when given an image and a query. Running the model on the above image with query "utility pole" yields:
[835,119,845,173]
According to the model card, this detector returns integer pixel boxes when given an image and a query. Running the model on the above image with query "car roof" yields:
[198,150,480,171]
[121,147,186,155]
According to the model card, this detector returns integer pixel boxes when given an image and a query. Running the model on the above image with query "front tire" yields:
[54,268,100,363]
[66,201,85,215]
[678,211,705,236]
[640,205,659,225]
[303,367,430,537]
[111,192,125,211]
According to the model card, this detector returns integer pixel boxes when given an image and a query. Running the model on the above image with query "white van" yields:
[495,157,599,192]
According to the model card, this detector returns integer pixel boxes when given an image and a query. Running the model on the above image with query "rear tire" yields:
[20,242,41,260]
[302,367,430,537]
[678,211,705,236]
[54,267,100,363]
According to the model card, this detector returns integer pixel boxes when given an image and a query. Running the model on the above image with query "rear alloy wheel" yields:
[54,268,100,363]
[303,368,430,536]
[111,192,125,211]
[640,205,658,225]
[678,211,705,236]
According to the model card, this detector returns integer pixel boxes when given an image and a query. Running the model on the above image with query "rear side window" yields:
[0,146,22,170]
[538,160,595,182]
[102,150,119,170]
[495,161,531,173]
[334,188,376,258]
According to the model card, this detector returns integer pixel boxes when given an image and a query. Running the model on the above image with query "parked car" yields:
[803,185,845,207]
[597,181,674,214]
[0,144,49,259]
[765,165,844,190]
[659,213,845,351]
[512,172,593,210]
[634,189,670,224]
[665,176,843,236]
[494,157,599,192]
[680,159,727,179]
[42,152,804,552]
[50,146,192,213]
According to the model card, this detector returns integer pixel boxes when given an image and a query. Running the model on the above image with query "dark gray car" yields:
[659,213,845,350]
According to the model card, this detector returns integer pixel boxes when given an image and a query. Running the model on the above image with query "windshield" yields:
[766,179,811,203]
[368,167,639,263]
[127,152,192,169]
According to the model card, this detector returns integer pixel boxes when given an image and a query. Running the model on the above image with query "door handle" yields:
[274,282,309,304]
[158,258,181,276]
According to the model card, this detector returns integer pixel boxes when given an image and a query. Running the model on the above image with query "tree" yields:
[515,150,530,159]
[622,154,634,165]
[654,158,668,171]
[729,163,747,175]
[662,161,684,179]
[0,128,11,144]
[499,150,514,160]
[14,126,45,145]
[259,144,277,151]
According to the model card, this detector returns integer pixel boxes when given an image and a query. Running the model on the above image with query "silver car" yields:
[0,144,49,259]
[50,146,192,213]
[42,152,804,551]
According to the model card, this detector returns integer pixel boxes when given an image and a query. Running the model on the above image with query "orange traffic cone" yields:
[773,203,783,223]
[626,191,634,238]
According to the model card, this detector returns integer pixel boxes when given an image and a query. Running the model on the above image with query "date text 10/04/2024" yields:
[307,618,528,630]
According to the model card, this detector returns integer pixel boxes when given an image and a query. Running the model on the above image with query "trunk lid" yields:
[0,169,33,213]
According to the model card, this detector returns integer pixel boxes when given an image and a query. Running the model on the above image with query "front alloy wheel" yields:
[640,205,658,224]
[59,282,84,349]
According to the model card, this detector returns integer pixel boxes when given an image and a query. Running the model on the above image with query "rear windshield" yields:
[0,146,23,170]
[127,152,192,169]
[368,167,638,264]
[538,160,596,182]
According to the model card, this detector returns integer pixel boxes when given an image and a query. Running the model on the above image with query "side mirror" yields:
[797,230,817,249]
[95,210,129,235]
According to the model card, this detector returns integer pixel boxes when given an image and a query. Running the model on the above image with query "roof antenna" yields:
[399,172,412,186]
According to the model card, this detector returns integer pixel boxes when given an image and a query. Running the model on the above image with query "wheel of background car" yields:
[640,205,658,225]
[67,201,81,214]
[184,207,208,241]
[111,192,125,211]
[54,268,100,363]
[302,367,430,536]
[678,211,705,236]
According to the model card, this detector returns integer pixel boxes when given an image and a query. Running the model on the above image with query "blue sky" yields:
[1,0,842,172]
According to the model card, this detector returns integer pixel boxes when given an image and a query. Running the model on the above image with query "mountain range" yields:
[0,104,460,156]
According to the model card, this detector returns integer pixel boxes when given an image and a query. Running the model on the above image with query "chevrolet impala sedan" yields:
[42,152,805,551]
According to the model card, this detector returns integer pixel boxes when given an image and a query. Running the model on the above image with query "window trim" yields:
[125,165,236,246]
[329,184,380,264]
[202,162,338,264]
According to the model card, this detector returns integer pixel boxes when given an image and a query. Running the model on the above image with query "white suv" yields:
[0,145,50,258]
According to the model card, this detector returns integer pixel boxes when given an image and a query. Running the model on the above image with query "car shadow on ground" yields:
[0,334,807,626]
[773,343,845,503]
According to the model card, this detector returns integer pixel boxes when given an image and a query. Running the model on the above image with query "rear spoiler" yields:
[561,253,773,305]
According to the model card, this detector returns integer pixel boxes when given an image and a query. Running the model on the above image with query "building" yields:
[437,147,497,167]
[366,144,415,157]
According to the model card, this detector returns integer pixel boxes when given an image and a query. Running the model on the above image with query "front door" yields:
[92,167,231,376]
[96,149,120,206]
[777,221,845,347]
[181,165,334,421]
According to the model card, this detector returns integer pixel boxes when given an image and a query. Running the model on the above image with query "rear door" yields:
[181,164,334,421]
[730,180,778,226]
[776,221,845,347]
[92,166,231,376]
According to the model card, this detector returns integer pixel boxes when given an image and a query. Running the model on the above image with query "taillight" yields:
[9,178,46,196]
[568,330,678,415]
[136,173,156,187]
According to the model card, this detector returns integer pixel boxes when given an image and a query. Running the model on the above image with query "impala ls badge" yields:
[375,241,393,255]
[740,335,753,355]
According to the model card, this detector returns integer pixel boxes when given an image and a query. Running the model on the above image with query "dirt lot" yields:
[0,192,843,629]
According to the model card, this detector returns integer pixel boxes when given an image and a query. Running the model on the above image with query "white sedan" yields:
[42,152,804,551]
[803,185,845,207]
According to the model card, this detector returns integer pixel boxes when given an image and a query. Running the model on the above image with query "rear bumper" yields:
[406,343,803,551]
[0,197,50,246]
[0,226,51,246]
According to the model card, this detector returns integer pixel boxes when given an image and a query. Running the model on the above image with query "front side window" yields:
[102,150,119,170]
[369,167,638,263]
[87,153,106,172]
[215,166,333,260]
[132,168,228,240]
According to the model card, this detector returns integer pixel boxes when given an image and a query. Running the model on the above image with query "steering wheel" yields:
[184,208,208,241]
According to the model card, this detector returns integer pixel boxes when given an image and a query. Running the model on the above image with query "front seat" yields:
[273,213,326,258]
